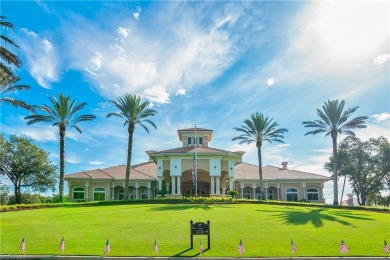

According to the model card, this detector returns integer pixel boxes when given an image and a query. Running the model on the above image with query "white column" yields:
[85,181,90,200]
[158,177,162,191]
[68,181,72,199]
[252,183,257,199]
[171,176,176,195]
[230,178,234,191]
[240,183,244,199]
[265,183,269,200]
[210,176,215,195]
[177,176,181,195]
[216,177,220,195]
[302,182,307,200]
[277,183,280,200]
[111,183,115,200]
[147,183,151,199]
[135,183,139,199]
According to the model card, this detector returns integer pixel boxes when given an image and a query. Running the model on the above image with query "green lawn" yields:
[1,204,389,257]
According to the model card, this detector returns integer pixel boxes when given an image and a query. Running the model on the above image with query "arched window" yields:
[307,188,319,201]
[286,188,298,201]
[118,189,125,200]
[93,187,106,201]
[266,189,273,200]
[243,188,251,199]
[141,189,148,199]
[188,137,192,145]
[73,187,85,200]
[129,189,136,199]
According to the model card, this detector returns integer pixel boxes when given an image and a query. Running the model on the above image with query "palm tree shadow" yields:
[260,208,373,228]
[173,247,209,257]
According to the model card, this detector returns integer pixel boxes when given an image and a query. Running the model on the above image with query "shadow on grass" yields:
[173,247,210,257]
[258,208,374,228]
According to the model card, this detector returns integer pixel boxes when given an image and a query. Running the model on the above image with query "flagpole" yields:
[194,124,197,197]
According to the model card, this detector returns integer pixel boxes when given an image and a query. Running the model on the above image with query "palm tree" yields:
[302,99,367,205]
[25,93,96,201]
[1,16,21,86]
[232,112,288,200]
[1,77,34,111]
[107,94,157,200]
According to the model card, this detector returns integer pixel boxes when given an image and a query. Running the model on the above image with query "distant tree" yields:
[24,93,96,202]
[303,99,367,205]
[0,184,10,205]
[0,134,56,204]
[326,136,390,205]
[232,112,288,200]
[107,94,157,200]
[0,16,21,86]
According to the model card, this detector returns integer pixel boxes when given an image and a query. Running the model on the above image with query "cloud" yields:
[66,154,81,164]
[372,112,390,122]
[90,160,104,165]
[18,29,59,88]
[133,7,142,20]
[373,54,390,68]
[61,2,260,104]
[266,78,274,87]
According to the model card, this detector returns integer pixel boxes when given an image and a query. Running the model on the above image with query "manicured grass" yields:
[1,203,389,257]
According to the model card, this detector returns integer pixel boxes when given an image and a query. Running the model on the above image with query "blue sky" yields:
[1,1,389,203]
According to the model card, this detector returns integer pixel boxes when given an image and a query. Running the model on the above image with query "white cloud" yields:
[133,7,142,20]
[354,123,390,140]
[373,54,390,68]
[18,29,59,88]
[372,112,390,122]
[2,118,58,142]
[90,160,104,165]
[66,154,81,164]
[266,78,274,87]
[62,3,253,104]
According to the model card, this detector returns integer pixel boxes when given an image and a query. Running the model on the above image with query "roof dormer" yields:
[177,128,213,147]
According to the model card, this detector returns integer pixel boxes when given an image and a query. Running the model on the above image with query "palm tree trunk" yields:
[257,145,264,200]
[339,175,347,205]
[59,126,65,202]
[124,124,135,200]
[332,134,339,206]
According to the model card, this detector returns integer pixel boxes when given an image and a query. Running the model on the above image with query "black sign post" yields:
[190,220,210,249]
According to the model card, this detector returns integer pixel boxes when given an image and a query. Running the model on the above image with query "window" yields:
[188,137,192,145]
[267,189,273,200]
[141,189,148,199]
[286,188,298,201]
[73,187,85,200]
[118,189,124,200]
[243,188,251,199]
[93,187,105,201]
[130,189,136,199]
[199,137,203,145]
[307,188,319,201]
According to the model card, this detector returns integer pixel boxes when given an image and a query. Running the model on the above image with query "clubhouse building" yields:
[65,128,330,203]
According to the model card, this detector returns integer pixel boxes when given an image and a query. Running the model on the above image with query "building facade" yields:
[65,128,330,203]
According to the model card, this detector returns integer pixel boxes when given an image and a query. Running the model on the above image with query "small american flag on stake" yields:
[384,240,390,254]
[20,238,25,252]
[340,239,348,254]
[104,240,110,254]
[200,240,204,254]
[291,239,296,254]
[59,237,64,252]
[153,240,158,254]
[238,240,245,255]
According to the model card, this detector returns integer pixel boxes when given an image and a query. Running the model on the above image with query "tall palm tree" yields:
[1,16,21,86]
[1,77,34,111]
[25,93,96,201]
[302,99,367,205]
[232,112,288,200]
[107,94,157,200]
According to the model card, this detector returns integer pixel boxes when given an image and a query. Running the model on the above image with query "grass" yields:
[1,203,389,257]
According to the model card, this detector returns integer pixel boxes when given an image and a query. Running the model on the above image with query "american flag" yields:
[104,240,110,254]
[20,238,25,252]
[192,153,196,183]
[238,240,245,255]
[200,241,204,254]
[291,239,296,254]
[340,239,348,254]
[153,240,158,254]
[59,237,65,252]
[385,240,390,254]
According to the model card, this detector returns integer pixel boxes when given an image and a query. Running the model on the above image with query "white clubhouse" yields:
[65,128,330,202]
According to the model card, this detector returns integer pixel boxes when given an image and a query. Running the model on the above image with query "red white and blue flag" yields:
[192,153,196,183]
[385,240,390,254]
[20,238,25,252]
[291,239,296,254]
[59,237,65,252]
[104,240,110,254]
[340,239,348,254]
[153,240,158,254]
[238,240,245,255]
